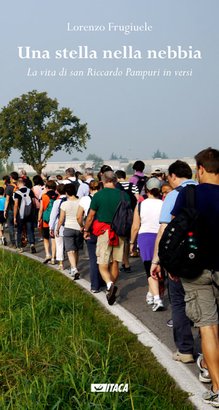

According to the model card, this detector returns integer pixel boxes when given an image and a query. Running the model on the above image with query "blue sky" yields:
[1,0,219,162]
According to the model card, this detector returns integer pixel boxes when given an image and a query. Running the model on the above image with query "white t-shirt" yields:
[62,177,76,185]
[138,198,163,234]
[60,199,80,230]
[78,195,92,217]
[62,177,82,185]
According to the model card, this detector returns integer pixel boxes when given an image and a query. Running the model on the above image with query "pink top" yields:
[32,185,43,209]
[129,171,145,185]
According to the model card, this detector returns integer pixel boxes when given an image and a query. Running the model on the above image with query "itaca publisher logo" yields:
[91,383,128,393]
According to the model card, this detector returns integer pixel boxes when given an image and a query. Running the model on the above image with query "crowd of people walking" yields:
[1,147,219,407]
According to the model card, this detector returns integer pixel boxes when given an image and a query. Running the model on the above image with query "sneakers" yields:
[17,247,24,253]
[197,354,211,383]
[58,262,64,270]
[166,319,173,328]
[146,293,154,305]
[37,237,44,242]
[70,268,80,280]
[106,283,118,305]
[43,256,51,264]
[120,264,132,273]
[152,299,164,312]
[1,237,7,246]
[91,289,100,294]
[50,258,56,265]
[202,388,219,407]
[172,350,194,363]
[74,272,80,280]
[30,244,36,254]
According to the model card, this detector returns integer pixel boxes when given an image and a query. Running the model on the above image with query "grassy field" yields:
[0,250,194,409]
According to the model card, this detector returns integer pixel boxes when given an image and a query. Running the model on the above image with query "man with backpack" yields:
[150,160,196,363]
[13,177,36,253]
[115,170,139,210]
[83,171,131,305]
[171,148,219,407]
[62,167,81,195]
[115,170,139,272]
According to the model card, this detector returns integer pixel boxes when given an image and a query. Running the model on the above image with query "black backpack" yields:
[111,191,133,238]
[158,184,204,279]
[116,181,137,210]
[127,183,138,210]
[67,179,80,195]
[135,175,147,195]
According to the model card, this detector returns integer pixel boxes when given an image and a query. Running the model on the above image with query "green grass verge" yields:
[0,250,194,409]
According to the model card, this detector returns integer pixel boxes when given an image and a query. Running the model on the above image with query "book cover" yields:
[0,2,218,407]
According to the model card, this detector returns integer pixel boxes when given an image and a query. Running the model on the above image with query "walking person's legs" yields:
[169,277,194,362]
[96,232,124,305]
[7,210,16,246]
[86,234,104,291]
[26,220,36,253]
[16,217,24,251]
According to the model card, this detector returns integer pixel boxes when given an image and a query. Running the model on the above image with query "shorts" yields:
[181,269,219,327]
[137,232,156,262]
[0,211,5,224]
[96,230,124,265]
[42,227,50,240]
[63,228,84,252]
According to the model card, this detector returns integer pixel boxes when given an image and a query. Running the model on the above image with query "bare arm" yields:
[38,199,44,222]
[4,195,10,218]
[76,205,85,229]
[83,209,96,239]
[13,199,19,225]
[129,205,140,254]
[150,223,167,278]
[56,209,65,235]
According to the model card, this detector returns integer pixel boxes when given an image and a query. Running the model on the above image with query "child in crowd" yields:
[161,182,173,200]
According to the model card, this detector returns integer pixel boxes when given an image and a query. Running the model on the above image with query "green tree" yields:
[152,149,168,159]
[86,154,103,171]
[0,90,90,174]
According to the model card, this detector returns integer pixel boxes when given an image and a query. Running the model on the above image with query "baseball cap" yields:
[154,168,162,173]
[48,175,57,182]
[146,177,161,190]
